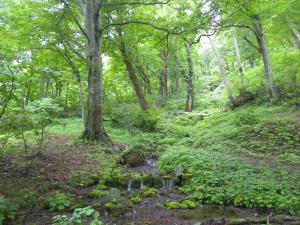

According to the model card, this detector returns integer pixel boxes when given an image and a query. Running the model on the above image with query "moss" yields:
[68,172,99,188]
[164,200,197,209]
[92,203,101,210]
[122,146,145,167]
[165,201,182,209]
[88,190,106,198]
[140,187,157,197]
[130,196,142,204]
[182,200,197,209]
[104,202,114,210]
[104,198,132,216]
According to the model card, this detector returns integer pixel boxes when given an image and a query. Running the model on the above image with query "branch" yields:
[243,36,261,53]
[100,0,171,8]
[102,20,183,35]
[60,0,89,41]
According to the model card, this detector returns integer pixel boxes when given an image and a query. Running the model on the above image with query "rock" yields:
[140,187,158,197]
[130,196,142,204]
[104,197,132,216]
[164,200,197,209]
[122,146,145,167]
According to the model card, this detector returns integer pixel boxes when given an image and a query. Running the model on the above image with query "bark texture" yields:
[83,1,107,140]
[253,15,277,101]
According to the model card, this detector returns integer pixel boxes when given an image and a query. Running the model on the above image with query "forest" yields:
[0,0,299,224]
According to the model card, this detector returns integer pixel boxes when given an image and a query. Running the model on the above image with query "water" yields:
[161,178,166,188]
[127,179,132,191]
[145,156,156,168]
[167,179,174,190]
[140,179,144,189]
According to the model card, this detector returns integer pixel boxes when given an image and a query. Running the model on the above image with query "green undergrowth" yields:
[158,146,300,215]
[161,102,300,160]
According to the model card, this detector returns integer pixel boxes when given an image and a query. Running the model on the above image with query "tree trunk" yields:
[24,80,31,106]
[184,42,194,112]
[117,29,148,110]
[208,35,235,106]
[65,77,70,108]
[291,27,300,50]
[286,16,300,51]
[253,15,277,101]
[175,71,180,98]
[232,28,247,87]
[83,1,107,140]
[137,65,152,95]
[159,49,168,98]
[74,72,86,124]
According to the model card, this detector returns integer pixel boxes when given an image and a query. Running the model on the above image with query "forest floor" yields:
[0,103,300,225]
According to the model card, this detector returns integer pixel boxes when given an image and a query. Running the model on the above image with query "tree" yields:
[184,41,194,112]
[232,28,246,88]
[208,35,235,106]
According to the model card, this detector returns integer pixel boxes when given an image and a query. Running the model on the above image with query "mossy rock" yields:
[104,198,132,216]
[165,200,197,209]
[92,203,101,210]
[165,201,183,209]
[88,190,106,198]
[68,172,99,188]
[130,196,142,204]
[182,200,197,209]
[122,146,145,167]
[140,187,158,197]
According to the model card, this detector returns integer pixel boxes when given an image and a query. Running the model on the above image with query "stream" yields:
[22,154,299,225]
[96,155,296,225]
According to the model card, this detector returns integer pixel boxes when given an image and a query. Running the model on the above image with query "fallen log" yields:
[226,215,300,225]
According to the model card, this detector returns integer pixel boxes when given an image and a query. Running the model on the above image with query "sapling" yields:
[3,98,62,174]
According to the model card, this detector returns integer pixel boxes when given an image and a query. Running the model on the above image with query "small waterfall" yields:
[167,179,174,190]
[161,178,166,189]
[140,179,144,189]
[127,179,132,191]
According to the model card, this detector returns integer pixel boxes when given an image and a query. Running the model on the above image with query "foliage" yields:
[88,190,106,198]
[9,189,38,209]
[46,192,72,212]
[52,207,103,225]
[0,196,16,225]
[159,146,300,214]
